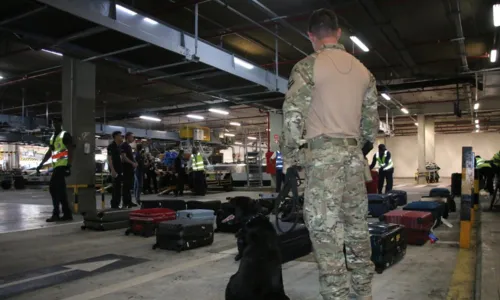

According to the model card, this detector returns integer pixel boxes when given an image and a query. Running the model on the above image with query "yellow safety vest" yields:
[49,131,68,168]
[191,154,204,171]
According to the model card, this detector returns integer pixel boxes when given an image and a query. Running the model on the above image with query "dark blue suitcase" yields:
[403,201,445,227]
[429,188,451,198]
[368,194,392,217]
[369,222,407,274]
[388,190,408,206]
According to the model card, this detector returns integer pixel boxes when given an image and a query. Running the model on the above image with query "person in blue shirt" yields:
[174,150,186,196]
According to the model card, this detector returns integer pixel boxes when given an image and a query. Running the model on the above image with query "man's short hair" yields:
[308,9,340,39]
[125,132,133,138]
[112,131,122,138]
[52,117,62,124]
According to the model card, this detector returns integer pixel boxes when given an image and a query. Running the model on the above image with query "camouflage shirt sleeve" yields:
[360,73,380,146]
[282,57,315,157]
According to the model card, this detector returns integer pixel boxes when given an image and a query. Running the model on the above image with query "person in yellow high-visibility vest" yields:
[37,118,74,222]
[190,147,206,196]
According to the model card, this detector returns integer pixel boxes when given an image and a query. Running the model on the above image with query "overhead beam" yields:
[377,76,482,92]
[36,0,288,93]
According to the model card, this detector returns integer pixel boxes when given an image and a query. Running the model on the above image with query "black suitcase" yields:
[141,199,186,211]
[274,221,312,264]
[83,208,131,222]
[81,220,130,231]
[186,200,222,212]
[152,219,214,252]
[216,202,241,233]
[387,190,408,207]
[451,173,461,196]
[369,222,407,274]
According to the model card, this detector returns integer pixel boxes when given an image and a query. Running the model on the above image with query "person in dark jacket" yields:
[134,144,145,203]
[370,144,394,194]
[144,153,158,194]
[174,150,186,196]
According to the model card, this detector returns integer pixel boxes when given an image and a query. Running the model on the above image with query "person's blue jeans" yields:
[134,171,143,203]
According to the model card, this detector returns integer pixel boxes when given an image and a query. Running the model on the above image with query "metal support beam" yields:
[130,60,192,74]
[36,0,289,93]
[0,6,47,26]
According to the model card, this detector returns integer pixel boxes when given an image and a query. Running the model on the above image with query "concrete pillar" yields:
[417,115,427,184]
[62,57,96,214]
[269,112,283,152]
[425,118,435,163]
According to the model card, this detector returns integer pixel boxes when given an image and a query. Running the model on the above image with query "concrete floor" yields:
[0,180,464,300]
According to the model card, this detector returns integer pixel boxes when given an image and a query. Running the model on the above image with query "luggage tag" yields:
[429,233,439,244]
[222,214,235,223]
[440,217,453,228]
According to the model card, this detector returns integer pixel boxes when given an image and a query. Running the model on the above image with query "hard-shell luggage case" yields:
[451,173,461,196]
[387,190,408,207]
[403,201,445,227]
[83,208,131,222]
[366,171,379,194]
[215,202,241,233]
[381,210,434,245]
[177,209,216,223]
[258,193,278,214]
[369,222,407,273]
[152,219,214,252]
[141,199,161,209]
[368,194,392,217]
[186,200,222,212]
[274,221,312,264]
[429,188,456,212]
[421,196,450,218]
[125,208,176,237]
[82,220,130,231]
[141,199,186,211]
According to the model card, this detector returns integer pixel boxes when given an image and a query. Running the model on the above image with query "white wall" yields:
[371,132,500,178]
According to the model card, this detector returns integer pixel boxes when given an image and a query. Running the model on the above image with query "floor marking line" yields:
[60,251,234,300]
[0,222,79,235]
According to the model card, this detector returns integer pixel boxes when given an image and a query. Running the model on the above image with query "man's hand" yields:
[111,170,117,178]
[133,162,138,169]
[64,164,72,177]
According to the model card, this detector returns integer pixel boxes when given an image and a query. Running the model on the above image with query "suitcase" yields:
[421,196,450,218]
[81,220,130,231]
[152,219,214,252]
[177,209,216,223]
[258,193,278,214]
[369,222,407,273]
[403,201,445,227]
[381,210,434,245]
[451,173,461,196]
[366,171,379,194]
[215,202,241,233]
[125,208,176,237]
[387,190,408,206]
[141,199,186,211]
[368,194,392,217]
[186,200,222,212]
[83,208,131,222]
[274,221,312,264]
[428,188,455,213]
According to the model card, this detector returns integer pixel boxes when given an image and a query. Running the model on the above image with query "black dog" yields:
[225,212,290,300]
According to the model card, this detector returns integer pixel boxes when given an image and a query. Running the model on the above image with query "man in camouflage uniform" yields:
[282,9,379,300]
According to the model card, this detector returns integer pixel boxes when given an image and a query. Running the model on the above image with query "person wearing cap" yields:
[370,144,394,194]
[36,118,74,222]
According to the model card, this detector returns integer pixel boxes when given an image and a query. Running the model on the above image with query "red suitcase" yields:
[381,210,433,245]
[125,208,176,237]
[366,170,378,194]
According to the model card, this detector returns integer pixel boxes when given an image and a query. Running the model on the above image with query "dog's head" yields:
[229,196,262,221]
[243,214,278,249]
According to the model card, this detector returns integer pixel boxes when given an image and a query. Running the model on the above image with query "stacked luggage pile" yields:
[368,189,408,217]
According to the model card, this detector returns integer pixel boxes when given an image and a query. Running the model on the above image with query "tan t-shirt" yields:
[305,46,371,139]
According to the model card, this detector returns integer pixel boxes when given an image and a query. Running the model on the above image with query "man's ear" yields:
[307,31,315,42]
[336,28,342,40]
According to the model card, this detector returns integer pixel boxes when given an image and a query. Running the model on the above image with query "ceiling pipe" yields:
[1,100,60,112]
[0,6,47,26]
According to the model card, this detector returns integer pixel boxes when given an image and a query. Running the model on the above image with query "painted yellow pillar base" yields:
[459,221,471,249]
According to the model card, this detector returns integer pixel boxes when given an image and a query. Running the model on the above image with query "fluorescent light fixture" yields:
[208,108,229,115]
[381,93,391,100]
[400,108,409,114]
[187,114,204,120]
[349,36,370,52]
[494,4,500,27]
[234,142,242,145]
[116,4,137,16]
[234,57,255,69]
[0,75,3,80]
[414,123,418,126]
[491,49,498,63]
[230,122,241,126]
[41,49,62,56]
[247,137,257,140]
[224,133,235,137]
[475,119,479,124]
[95,135,100,138]
[140,115,161,122]
[143,17,158,25]
[474,102,480,110]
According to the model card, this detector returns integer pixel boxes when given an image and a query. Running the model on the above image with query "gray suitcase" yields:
[152,219,214,252]
[81,220,130,231]
[83,208,131,222]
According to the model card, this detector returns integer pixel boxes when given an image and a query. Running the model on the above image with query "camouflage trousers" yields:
[303,141,374,300]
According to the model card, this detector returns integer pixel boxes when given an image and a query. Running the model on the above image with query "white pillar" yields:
[269,112,283,152]
[417,115,427,184]
[425,118,435,163]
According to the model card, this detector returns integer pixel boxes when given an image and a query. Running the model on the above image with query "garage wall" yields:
[372,132,500,178]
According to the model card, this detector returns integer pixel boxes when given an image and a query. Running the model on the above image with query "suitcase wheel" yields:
[81,225,86,230]
[125,229,131,236]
